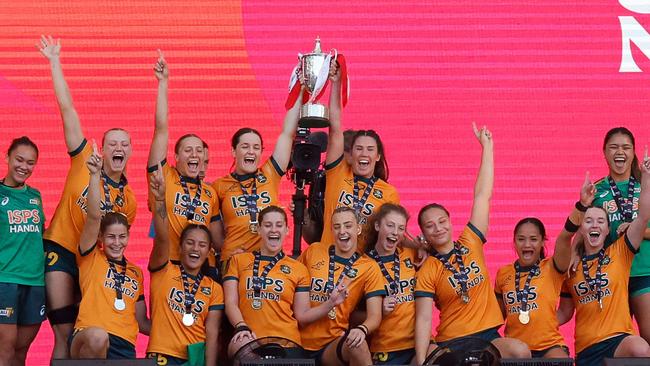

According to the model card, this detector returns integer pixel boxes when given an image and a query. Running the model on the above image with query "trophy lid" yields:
[312,37,322,53]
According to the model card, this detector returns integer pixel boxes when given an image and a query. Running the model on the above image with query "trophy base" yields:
[299,103,330,128]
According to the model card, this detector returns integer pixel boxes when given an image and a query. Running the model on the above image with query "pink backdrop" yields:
[2,0,650,364]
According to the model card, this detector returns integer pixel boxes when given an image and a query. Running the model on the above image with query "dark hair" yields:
[363,203,410,252]
[513,217,547,259]
[603,127,641,181]
[231,128,263,150]
[101,128,130,147]
[202,140,209,149]
[174,134,203,155]
[7,136,39,158]
[259,205,287,225]
[332,206,359,223]
[179,224,211,247]
[99,212,130,234]
[417,203,450,229]
[351,130,389,181]
[343,129,356,154]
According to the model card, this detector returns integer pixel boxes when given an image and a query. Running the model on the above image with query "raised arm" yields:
[293,282,347,326]
[468,123,494,235]
[271,88,302,171]
[147,50,169,167]
[325,61,343,166]
[78,143,103,254]
[37,35,83,151]
[626,147,650,249]
[553,172,594,272]
[148,164,169,270]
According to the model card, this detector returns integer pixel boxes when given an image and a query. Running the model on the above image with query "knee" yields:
[627,337,650,357]
[345,340,370,362]
[498,338,531,358]
[84,328,109,353]
[0,346,15,363]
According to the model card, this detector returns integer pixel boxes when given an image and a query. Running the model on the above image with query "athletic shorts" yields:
[147,353,186,365]
[0,282,45,325]
[576,333,629,366]
[629,275,650,297]
[372,348,415,365]
[530,345,569,358]
[44,240,78,277]
[437,326,501,348]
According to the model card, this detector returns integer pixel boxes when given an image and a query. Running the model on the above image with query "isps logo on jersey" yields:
[447,260,483,293]
[6,209,41,233]
[172,192,211,223]
[244,277,285,302]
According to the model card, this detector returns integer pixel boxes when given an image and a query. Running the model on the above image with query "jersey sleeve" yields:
[135,267,145,301]
[494,266,506,297]
[617,234,639,268]
[222,255,240,282]
[209,282,225,311]
[125,192,137,225]
[68,140,92,181]
[364,262,387,299]
[415,258,438,298]
[294,262,311,292]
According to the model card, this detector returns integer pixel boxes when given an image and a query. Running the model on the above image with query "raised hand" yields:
[382,295,396,316]
[642,145,650,175]
[328,60,341,82]
[36,35,61,60]
[149,162,166,202]
[153,49,168,81]
[86,140,103,175]
[329,283,349,307]
[580,171,595,207]
[472,122,493,146]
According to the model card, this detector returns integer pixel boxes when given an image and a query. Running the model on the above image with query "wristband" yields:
[355,324,368,336]
[234,325,251,335]
[564,217,580,233]
[575,201,588,212]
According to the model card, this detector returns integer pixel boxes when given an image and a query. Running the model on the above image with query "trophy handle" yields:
[330,48,338,62]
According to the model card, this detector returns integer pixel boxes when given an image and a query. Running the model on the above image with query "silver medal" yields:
[249,221,258,234]
[252,298,262,310]
[114,298,126,311]
[182,312,195,326]
[518,310,530,324]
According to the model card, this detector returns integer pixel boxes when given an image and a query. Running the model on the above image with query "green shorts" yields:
[629,275,650,298]
[0,282,46,325]
[372,348,416,364]
[44,240,78,277]
[576,333,629,366]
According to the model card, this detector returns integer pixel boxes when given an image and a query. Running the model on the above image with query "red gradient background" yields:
[2,1,650,363]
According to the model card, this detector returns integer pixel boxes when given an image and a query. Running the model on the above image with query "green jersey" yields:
[0,183,45,285]
[593,176,650,277]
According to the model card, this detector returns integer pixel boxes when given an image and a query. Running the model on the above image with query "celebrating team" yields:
[2,35,650,366]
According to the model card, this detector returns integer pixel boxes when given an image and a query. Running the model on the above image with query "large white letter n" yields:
[620,15,650,72]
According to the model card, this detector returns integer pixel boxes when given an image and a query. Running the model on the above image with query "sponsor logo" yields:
[1,197,8,206]
[0,307,14,317]
[30,198,39,205]
[40,305,46,317]
[311,260,325,270]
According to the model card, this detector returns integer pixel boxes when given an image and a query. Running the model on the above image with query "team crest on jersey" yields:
[201,287,211,296]
[114,195,124,208]
[1,197,8,206]
[531,266,541,277]
[602,255,611,265]
[404,258,414,269]
[372,189,383,199]
[280,265,291,274]
[459,246,469,255]
[311,260,325,270]
[30,198,39,205]
[346,268,358,278]
[257,174,267,184]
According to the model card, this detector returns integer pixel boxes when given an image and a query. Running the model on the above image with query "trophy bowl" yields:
[298,37,335,128]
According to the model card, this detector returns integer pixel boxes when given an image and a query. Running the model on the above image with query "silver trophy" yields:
[298,37,337,128]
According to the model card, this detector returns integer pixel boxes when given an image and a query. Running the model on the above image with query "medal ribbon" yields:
[101,170,126,212]
[352,176,377,218]
[514,262,539,312]
[107,259,128,300]
[326,246,360,293]
[608,176,636,222]
[252,251,285,299]
[581,248,606,307]
[178,172,202,221]
[179,264,204,314]
[235,173,259,228]
[431,242,469,300]
[369,249,401,295]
